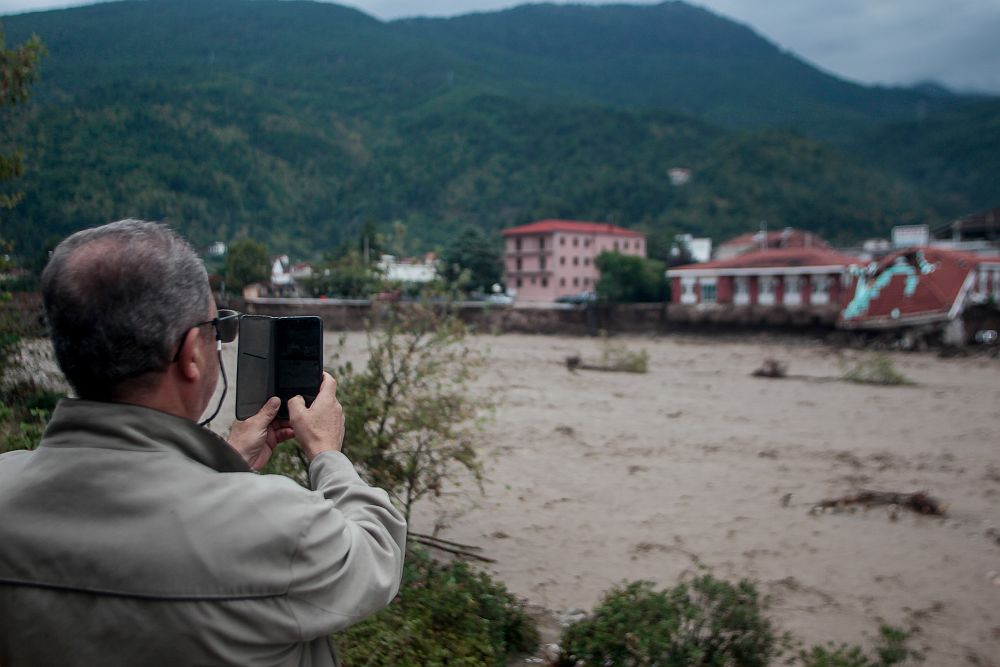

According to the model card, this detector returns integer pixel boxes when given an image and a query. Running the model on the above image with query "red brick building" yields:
[667,246,860,310]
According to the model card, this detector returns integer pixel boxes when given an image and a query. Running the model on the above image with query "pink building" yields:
[502,220,646,302]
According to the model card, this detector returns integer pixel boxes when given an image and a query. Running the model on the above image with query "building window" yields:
[539,237,545,250]
[573,277,579,286]
[560,256,566,266]
[583,257,590,266]
[531,277,536,285]
[560,277,566,287]
[540,257,547,270]
[541,278,548,287]
[560,236,566,246]
[515,237,522,250]
[614,241,620,251]
[584,239,591,248]
[583,277,590,286]
[573,257,579,266]
[700,278,717,303]
[785,276,801,295]
[516,278,522,288]
[516,258,522,270]
[624,241,629,250]
[573,237,579,247]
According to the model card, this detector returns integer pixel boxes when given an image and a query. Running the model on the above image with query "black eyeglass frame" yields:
[172,309,241,362]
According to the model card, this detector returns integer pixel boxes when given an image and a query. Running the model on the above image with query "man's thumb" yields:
[258,396,281,421]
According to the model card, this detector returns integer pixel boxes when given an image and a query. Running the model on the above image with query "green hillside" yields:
[0,0,994,261]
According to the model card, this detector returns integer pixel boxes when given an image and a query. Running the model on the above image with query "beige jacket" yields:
[0,399,406,666]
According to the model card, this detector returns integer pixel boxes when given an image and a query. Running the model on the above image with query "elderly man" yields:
[0,220,406,666]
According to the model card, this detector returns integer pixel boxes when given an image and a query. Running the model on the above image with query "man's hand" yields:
[288,372,345,461]
[228,396,296,471]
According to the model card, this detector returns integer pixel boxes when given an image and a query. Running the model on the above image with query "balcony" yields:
[505,248,553,258]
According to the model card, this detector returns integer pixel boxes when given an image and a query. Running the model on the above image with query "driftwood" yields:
[752,358,788,378]
[811,490,947,516]
[408,531,496,563]
[565,355,642,373]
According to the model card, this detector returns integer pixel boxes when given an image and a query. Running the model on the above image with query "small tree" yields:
[440,225,503,294]
[304,251,382,299]
[595,251,668,303]
[330,300,491,521]
[224,238,270,293]
[1,27,45,212]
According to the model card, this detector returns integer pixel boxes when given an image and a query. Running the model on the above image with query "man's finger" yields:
[287,394,307,421]
[273,427,295,444]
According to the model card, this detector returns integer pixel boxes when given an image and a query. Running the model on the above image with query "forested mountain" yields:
[0,0,995,261]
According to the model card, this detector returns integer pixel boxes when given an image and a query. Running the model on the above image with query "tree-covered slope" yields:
[0,0,992,261]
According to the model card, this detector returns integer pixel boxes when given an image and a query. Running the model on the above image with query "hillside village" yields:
[235,206,1000,348]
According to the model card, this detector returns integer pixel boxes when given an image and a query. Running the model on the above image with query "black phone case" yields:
[235,315,322,420]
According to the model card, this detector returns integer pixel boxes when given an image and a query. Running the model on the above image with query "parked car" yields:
[486,293,514,305]
[554,291,597,304]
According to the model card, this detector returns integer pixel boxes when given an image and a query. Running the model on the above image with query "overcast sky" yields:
[2,0,999,93]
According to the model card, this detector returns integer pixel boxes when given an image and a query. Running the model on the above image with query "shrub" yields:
[842,354,913,386]
[599,332,649,373]
[557,577,781,667]
[798,625,923,666]
[336,546,539,667]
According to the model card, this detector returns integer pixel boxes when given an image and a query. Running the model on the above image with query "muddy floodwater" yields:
[213,333,1000,665]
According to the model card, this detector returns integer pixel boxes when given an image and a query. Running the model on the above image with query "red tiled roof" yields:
[839,247,990,328]
[719,230,829,251]
[502,219,645,238]
[671,247,859,272]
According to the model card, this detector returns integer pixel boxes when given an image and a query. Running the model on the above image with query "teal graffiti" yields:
[842,252,935,321]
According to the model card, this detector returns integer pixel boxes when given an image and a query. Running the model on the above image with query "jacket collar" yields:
[40,399,251,473]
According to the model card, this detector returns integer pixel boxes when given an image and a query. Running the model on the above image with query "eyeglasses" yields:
[193,309,241,344]
[173,309,241,362]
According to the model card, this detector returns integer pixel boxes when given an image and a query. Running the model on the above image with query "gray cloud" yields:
[2,0,999,93]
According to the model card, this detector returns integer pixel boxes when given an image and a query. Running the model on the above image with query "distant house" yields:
[377,253,438,284]
[502,219,646,302]
[715,228,829,261]
[667,246,859,313]
[933,207,1000,243]
[839,248,1000,338]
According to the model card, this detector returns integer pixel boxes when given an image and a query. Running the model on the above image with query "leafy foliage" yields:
[336,546,538,667]
[595,251,668,303]
[842,354,913,386]
[0,1,986,261]
[303,251,383,299]
[440,225,503,294]
[0,26,45,211]
[329,300,492,520]
[598,332,650,373]
[557,577,782,667]
[797,625,923,666]
[224,238,270,292]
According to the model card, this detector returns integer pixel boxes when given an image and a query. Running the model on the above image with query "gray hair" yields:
[41,220,211,400]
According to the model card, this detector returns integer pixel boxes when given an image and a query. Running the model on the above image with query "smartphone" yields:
[235,315,323,420]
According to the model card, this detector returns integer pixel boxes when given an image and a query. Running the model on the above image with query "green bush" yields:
[842,354,913,386]
[557,577,781,667]
[798,625,922,666]
[599,333,649,373]
[335,546,538,667]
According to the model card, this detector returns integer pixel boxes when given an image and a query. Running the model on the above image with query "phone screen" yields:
[275,317,323,418]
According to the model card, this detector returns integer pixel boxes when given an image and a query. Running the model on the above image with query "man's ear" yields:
[176,327,205,383]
